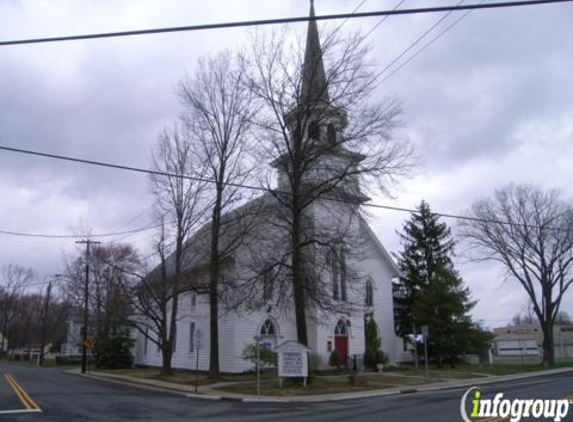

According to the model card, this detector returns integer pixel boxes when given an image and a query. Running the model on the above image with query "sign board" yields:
[407,333,424,343]
[83,339,95,349]
[421,325,429,339]
[275,340,309,378]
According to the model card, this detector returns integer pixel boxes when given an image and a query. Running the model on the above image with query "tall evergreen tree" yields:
[395,201,455,338]
[395,201,491,366]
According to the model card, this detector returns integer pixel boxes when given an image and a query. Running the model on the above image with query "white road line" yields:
[0,408,43,414]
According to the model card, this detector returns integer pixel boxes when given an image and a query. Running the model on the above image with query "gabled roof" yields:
[358,215,401,278]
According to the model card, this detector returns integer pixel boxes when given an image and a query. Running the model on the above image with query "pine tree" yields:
[395,201,491,367]
[395,201,455,338]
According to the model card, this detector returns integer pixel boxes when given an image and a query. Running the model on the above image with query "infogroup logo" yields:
[460,387,571,422]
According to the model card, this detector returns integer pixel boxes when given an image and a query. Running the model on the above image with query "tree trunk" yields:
[541,321,555,366]
[161,343,173,376]
[291,207,308,346]
[208,190,223,380]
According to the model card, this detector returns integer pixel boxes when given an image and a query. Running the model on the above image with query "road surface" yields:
[1,360,571,421]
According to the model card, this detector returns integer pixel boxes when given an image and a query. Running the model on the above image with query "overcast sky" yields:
[0,0,571,328]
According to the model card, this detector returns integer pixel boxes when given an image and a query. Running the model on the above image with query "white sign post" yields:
[275,340,310,388]
[421,325,429,377]
[194,330,202,394]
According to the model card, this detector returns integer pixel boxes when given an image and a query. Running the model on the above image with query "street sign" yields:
[421,325,429,338]
[83,339,95,349]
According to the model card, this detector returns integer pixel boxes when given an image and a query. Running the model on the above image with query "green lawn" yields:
[99,367,277,386]
[215,373,438,396]
[98,362,573,395]
[394,362,573,378]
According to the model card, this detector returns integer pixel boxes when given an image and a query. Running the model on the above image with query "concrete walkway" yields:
[71,367,573,403]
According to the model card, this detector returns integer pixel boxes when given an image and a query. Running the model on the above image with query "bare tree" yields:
[177,51,258,379]
[238,6,413,345]
[141,123,208,375]
[64,244,134,337]
[511,299,536,325]
[0,264,35,353]
[460,184,573,366]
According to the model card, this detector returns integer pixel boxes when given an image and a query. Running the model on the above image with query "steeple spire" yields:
[301,0,329,105]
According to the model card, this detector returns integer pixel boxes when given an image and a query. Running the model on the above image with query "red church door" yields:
[334,336,348,365]
[334,320,349,366]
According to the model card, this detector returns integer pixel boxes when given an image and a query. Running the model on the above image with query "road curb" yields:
[69,366,573,403]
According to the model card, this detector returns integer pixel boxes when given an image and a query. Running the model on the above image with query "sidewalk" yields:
[70,367,573,403]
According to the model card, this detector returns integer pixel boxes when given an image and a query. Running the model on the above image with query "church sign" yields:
[275,341,310,385]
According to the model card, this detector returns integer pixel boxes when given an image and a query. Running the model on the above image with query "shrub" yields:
[364,318,386,368]
[307,351,322,378]
[93,330,134,369]
[241,343,277,368]
[376,349,389,365]
[329,350,342,369]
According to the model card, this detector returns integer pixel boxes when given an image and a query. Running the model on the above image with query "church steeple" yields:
[301,0,329,105]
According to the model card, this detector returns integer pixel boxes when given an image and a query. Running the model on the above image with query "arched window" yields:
[327,124,336,144]
[334,320,348,336]
[330,248,347,302]
[259,318,278,352]
[365,279,374,307]
[308,120,320,140]
[260,319,276,336]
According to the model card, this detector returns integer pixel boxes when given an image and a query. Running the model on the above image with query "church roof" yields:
[301,0,329,105]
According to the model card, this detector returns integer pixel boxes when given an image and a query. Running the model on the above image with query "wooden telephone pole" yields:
[75,239,100,374]
[38,281,52,367]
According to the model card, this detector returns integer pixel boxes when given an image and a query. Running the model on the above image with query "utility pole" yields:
[75,239,100,374]
[38,281,52,367]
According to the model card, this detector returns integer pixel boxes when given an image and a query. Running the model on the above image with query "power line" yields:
[0,219,165,239]
[0,144,267,193]
[379,0,487,83]
[363,0,408,39]
[0,0,570,47]
[373,0,467,81]
[1,144,571,234]
[331,0,369,36]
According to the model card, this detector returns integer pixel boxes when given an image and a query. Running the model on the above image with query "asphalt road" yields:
[0,360,571,422]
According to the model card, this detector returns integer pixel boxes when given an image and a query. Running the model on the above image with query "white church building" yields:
[134,3,405,373]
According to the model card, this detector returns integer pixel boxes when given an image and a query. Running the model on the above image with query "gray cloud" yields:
[0,0,571,321]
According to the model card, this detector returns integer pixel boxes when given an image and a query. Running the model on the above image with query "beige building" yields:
[0,331,7,353]
[492,323,573,362]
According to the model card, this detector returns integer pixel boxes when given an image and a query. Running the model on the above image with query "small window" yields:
[308,121,320,140]
[365,279,374,307]
[171,324,177,354]
[189,322,195,353]
[144,328,148,355]
[330,248,347,302]
[330,253,339,301]
[335,320,347,336]
[191,294,196,307]
[327,124,336,144]
[260,319,276,336]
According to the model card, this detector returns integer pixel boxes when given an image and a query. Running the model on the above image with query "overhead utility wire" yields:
[330,0,369,36]
[0,0,571,47]
[0,144,571,234]
[373,0,466,81]
[380,0,487,83]
[363,0,407,39]
[0,220,166,239]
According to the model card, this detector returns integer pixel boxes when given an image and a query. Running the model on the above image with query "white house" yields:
[134,2,403,373]
[0,331,7,353]
[60,316,83,357]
